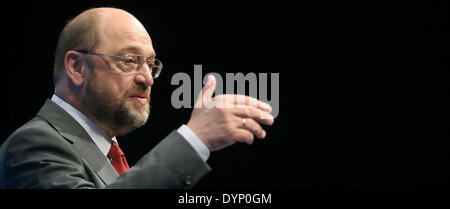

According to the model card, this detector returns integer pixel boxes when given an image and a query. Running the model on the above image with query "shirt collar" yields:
[51,94,117,156]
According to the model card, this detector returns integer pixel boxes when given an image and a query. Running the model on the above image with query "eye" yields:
[146,59,154,67]
[147,59,160,68]
[123,55,138,64]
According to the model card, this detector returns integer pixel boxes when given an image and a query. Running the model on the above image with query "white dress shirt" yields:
[51,95,210,162]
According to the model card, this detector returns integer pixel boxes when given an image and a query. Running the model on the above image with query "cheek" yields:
[95,62,131,98]
[92,69,136,101]
[94,77,126,101]
[113,78,136,100]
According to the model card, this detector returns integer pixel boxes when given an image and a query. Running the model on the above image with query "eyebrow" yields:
[119,46,156,58]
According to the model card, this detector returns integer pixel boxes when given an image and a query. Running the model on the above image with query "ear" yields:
[64,51,85,86]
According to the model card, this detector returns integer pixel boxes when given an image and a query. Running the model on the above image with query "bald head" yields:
[53,7,150,84]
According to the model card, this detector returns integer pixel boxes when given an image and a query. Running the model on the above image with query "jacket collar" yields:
[36,99,119,186]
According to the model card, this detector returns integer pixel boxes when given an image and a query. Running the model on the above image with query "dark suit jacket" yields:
[0,100,211,188]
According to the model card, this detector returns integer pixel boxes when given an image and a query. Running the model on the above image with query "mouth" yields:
[129,94,148,105]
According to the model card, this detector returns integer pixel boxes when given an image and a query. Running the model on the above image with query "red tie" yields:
[107,141,130,175]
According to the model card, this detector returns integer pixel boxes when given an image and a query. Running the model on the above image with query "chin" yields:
[132,104,149,118]
[126,101,150,125]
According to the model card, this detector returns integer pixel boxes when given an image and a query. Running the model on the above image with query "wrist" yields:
[186,122,213,151]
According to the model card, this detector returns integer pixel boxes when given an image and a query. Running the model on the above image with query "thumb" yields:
[194,75,216,108]
[202,75,216,100]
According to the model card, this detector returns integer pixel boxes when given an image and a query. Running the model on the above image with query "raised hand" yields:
[187,75,274,152]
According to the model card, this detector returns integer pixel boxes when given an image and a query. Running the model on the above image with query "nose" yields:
[134,64,154,88]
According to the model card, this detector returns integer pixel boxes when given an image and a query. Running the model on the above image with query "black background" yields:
[0,0,449,191]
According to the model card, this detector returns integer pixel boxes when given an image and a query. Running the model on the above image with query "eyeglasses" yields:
[76,50,163,78]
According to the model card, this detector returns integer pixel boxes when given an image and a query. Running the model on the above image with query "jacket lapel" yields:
[36,99,119,186]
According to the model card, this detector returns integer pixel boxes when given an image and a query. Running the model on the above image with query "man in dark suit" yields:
[0,7,274,188]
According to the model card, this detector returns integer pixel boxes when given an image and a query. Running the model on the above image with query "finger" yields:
[194,75,216,108]
[216,94,272,112]
[232,106,274,126]
[232,129,254,145]
[237,117,266,139]
[202,75,216,100]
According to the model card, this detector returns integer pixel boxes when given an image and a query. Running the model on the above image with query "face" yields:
[81,11,155,136]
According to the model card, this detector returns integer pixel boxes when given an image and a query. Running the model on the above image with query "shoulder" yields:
[2,116,71,151]
[0,116,92,189]
[0,116,78,168]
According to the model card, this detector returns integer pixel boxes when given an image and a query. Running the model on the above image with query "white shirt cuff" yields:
[177,124,210,162]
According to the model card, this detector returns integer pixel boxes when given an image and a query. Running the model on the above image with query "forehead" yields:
[97,13,155,57]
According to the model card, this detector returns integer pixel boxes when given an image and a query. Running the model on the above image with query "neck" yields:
[54,91,117,140]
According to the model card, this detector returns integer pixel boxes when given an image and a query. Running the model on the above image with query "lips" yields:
[130,93,148,105]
